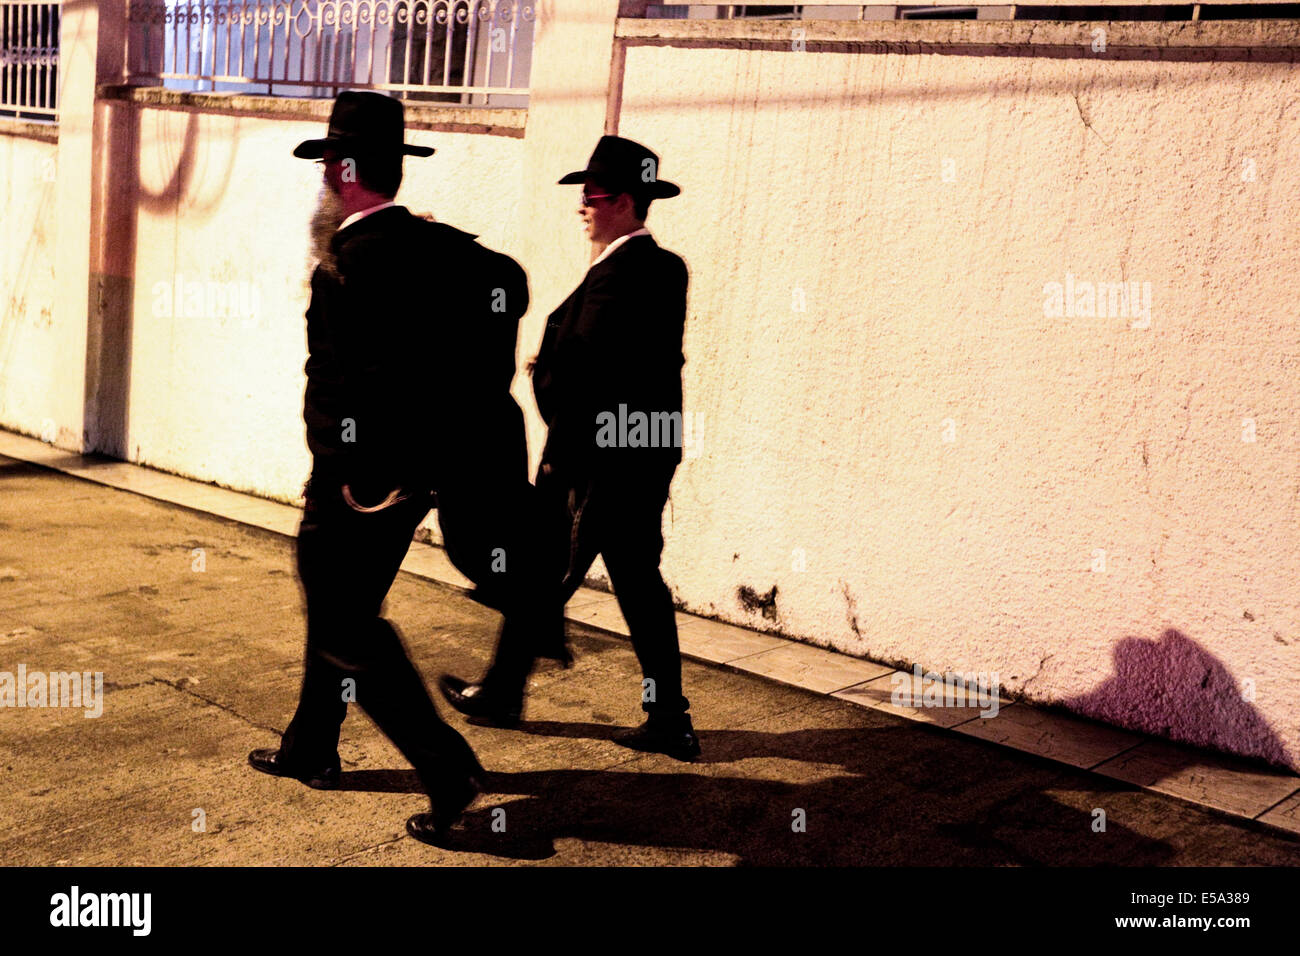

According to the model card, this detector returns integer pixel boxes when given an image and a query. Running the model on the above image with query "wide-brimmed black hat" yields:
[293,90,434,160]
[558,135,680,199]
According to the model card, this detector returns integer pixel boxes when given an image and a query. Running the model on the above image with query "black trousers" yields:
[483,460,689,718]
[278,472,479,795]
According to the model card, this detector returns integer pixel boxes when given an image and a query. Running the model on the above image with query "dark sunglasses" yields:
[580,191,617,207]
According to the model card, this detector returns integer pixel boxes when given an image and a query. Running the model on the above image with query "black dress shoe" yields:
[247,748,341,790]
[612,715,702,762]
[405,772,484,846]
[438,675,522,728]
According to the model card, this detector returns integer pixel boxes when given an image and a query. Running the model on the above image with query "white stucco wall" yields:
[120,104,524,502]
[0,133,61,440]
[616,44,1300,768]
[10,13,1300,772]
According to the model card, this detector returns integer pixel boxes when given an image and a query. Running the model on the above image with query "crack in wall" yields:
[841,581,863,641]
[1072,92,1111,147]
[1021,652,1056,692]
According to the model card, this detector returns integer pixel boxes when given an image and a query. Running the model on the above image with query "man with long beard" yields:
[247,91,487,841]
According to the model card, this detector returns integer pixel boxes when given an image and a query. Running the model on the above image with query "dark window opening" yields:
[1015,5,1194,18]
[899,6,981,17]
[1198,3,1300,16]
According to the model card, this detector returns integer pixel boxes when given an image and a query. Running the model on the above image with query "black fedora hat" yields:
[293,90,434,160]
[558,135,680,199]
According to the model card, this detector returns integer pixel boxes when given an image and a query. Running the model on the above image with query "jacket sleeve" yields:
[540,264,632,471]
[332,236,432,499]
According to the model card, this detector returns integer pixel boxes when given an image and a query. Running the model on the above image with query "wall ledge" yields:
[95,85,527,137]
[0,116,58,143]
[617,17,1300,59]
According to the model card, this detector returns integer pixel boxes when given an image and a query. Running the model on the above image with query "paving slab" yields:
[1092,740,1300,819]
[730,641,894,694]
[952,702,1144,770]
[677,617,790,664]
[833,670,1001,729]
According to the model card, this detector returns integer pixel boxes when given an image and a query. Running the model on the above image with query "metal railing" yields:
[125,0,533,104]
[0,0,59,120]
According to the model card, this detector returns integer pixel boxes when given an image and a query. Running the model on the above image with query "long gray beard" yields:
[309,184,345,280]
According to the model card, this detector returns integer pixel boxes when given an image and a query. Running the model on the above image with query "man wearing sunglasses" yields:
[438,135,700,761]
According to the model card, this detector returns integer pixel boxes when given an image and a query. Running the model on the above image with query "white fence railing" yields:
[125,0,533,104]
[0,0,58,120]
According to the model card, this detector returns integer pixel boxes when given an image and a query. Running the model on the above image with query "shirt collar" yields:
[338,200,397,233]
[589,227,652,269]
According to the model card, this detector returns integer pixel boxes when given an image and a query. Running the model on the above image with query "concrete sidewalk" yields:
[2,453,1299,865]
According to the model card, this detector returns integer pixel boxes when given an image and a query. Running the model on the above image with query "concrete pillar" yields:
[50,0,128,454]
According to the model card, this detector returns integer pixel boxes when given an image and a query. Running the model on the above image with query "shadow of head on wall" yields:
[1066,627,1293,771]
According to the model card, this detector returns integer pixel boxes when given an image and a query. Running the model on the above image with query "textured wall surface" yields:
[5,29,1298,771]
[0,135,60,440]
[616,44,1300,769]
[117,105,524,502]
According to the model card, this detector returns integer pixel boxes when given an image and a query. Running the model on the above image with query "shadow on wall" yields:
[1066,627,1294,770]
[87,102,233,459]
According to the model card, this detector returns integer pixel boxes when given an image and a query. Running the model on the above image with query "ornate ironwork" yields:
[0,0,59,119]
[125,0,533,102]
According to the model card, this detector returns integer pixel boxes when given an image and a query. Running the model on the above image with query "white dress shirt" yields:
[338,200,397,232]
[590,227,652,269]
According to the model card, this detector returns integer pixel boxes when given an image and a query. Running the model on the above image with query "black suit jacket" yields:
[532,234,688,481]
[303,205,528,499]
